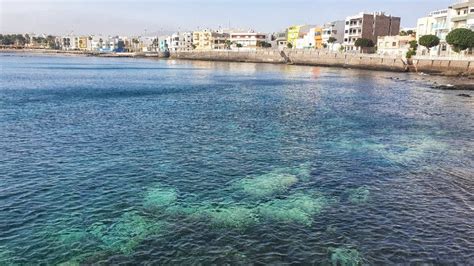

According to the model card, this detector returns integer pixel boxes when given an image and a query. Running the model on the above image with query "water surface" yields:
[0,54,473,264]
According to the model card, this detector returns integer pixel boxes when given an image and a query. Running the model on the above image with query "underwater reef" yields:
[347,186,370,204]
[329,247,363,266]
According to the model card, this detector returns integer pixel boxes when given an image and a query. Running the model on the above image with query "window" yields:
[392,42,397,47]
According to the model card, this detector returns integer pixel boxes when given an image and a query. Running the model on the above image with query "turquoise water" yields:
[0,54,473,264]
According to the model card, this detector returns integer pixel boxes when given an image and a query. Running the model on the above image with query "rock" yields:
[457,94,471,98]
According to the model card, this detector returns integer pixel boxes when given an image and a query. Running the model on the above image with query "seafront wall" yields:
[170,50,474,76]
[170,50,286,64]
[170,50,407,72]
[412,57,474,76]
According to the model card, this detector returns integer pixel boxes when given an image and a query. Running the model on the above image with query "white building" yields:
[229,32,267,50]
[416,9,454,56]
[295,28,319,49]
[322,21,345,45]
[450,0,474,30]
[416,1,474,56]
[322,21,345,51]
[167,32,193,52]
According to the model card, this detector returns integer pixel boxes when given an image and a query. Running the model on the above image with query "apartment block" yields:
[167,32,193,52]
[449,0,474,30]
[322,20,345,45]
[416,9,454,55]
[343,12,400,52]
[192,30,229,50]
[229,32,267,49]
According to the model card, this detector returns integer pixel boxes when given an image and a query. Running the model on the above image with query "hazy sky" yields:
[1,0,453,36]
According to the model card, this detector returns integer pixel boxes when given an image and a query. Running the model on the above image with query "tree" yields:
[409,40,418,51]
[225,40,232,49]
[407,30,414,36]
[236,43,243,48]
[400,31,407,36]
[419,35,440,52]
[354,38,375,53]
[257,41,272,48]
[287,42,293,49]
[327,37,337,50]
[446,28,474,53]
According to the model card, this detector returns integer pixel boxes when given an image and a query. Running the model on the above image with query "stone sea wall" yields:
[170,49,474,76]
[170,50,407,72]
[412,57,474,76]
[170,49,286,64]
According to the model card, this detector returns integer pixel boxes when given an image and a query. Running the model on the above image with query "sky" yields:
[0,0,454,36]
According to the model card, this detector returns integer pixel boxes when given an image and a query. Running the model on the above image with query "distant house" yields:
[377,35,416,57]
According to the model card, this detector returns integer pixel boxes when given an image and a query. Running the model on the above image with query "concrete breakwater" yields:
[170,50,474,76]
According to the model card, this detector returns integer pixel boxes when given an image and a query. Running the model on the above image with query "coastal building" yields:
[271,31,288,48]
[322,20,345,47]
[449,0,474,30]
[60,36,77,50]
[287,25,314,48]
[192,30,229,50]
[167,32,193,52]
[416,9,454,56]
[295,27,323,49]
[158,36,169,52]
[343,12,401,52]
[75,36,90,51]
[377,35,416,56]
[229,32,267,50]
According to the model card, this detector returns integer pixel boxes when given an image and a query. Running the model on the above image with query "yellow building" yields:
[287,25,303,47]
[192,30,229,50]
[314,27,323,49]
[77,36,89,50]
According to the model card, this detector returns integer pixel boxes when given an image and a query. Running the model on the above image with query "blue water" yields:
[0,54,473,264]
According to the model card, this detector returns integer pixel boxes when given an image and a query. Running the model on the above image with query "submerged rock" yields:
[329,247,363,266]
[457,93,471,97]
[0,246,14,265]
[143,185,178,211]
[234,172,298,198]
[258,193,327,226]
[89,212,164,254]
[198,205,259,230]
[347,186,370,204]
[274,163,312,181]
[431,84,474,90]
